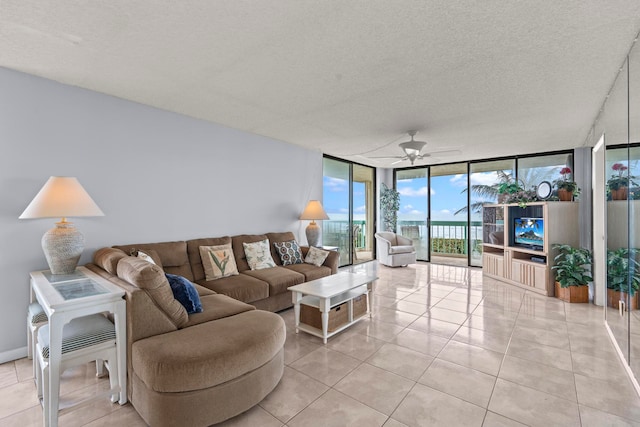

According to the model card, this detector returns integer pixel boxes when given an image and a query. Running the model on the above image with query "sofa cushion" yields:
[93,248,128,275]
[196,274,269,303]
[183,294,255,327]
[117,257,188,328]
[283,263,332,281]
[266,232,297,266]
[305,246,330,266]
[389,245,415,255]
[231,234,269,272]
[273,240,303,266]
[113,241,192,280]
[165,274,202,314]
[243,266,304,296]
[199,243,239,280]
[243,239,277,270]
[132,310,285,393]
[186,236,232,282]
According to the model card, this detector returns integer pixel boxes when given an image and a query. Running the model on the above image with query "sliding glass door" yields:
[396,168,429,261]
[322,157,375,267]
[430,163,469,266]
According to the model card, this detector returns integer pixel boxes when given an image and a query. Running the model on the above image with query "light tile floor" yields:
[2,261,640,426]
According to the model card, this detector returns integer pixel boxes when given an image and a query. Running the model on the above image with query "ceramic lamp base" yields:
[305,221,321,247]
[42,220,85,274]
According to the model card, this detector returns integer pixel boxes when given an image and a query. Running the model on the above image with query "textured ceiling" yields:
[1,1,640,168]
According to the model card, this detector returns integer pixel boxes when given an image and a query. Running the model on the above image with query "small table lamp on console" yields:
[20,176,104,274]
[300,200,329,247]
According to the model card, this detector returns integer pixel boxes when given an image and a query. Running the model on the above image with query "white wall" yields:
[0,67,323,361]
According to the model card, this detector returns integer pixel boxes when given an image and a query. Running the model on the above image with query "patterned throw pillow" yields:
[199,244,239,281]
[273,240,303,266]
[243,239,277,270]
[305,246,330,267]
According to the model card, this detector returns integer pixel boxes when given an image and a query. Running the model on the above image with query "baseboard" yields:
[0,346,27,364]
[605,322,640,397]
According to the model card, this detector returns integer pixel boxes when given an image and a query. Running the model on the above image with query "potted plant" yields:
[496,173,523,203]
[552,244,592,303]
[606,248,640,310]
[553,167,579,201]
[608,163,637,200]
[380,183,400,232]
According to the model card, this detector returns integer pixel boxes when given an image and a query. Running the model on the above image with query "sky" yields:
[322,171,503,223]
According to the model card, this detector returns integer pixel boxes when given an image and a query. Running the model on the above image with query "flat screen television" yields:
[513,217,544,250]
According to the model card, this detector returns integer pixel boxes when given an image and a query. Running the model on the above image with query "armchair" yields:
[375,232,417,267]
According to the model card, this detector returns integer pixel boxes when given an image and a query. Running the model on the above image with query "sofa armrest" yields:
[375,236,392,255]
[300,246,339,274]
[323,250,339,274]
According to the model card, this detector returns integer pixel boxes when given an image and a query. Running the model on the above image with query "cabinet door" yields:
[483,253,503,276]
[503,251,512,279]
[512,260,547,291]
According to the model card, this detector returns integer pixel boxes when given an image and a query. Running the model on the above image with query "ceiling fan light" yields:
[399,140,426,157]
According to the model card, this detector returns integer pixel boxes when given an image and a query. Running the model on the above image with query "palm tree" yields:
[454,170,515,216]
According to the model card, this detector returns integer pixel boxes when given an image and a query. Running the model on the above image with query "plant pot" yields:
[557,189,573,201]
[555,282,588,303]
[611,187,628,200]
[607,288,638,310]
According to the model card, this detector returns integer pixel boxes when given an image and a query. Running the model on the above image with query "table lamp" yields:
[19,176,104,274]
[300,200,329,247]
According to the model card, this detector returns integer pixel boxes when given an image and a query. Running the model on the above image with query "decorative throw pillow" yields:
[305,246,330,267]
[273,240,303,266]
[127,248,163,269]
[165,273,202,314]
[137,250,156,265]
[199,244,239,281]
[243,239,277,270]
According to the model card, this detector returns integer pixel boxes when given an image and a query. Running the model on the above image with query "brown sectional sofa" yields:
[87,232,338,427]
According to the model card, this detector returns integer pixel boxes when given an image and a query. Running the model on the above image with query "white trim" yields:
[0,346,27,364]
[605,322,640,397]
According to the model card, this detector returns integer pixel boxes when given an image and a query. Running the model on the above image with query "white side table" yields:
[30,266,127,427]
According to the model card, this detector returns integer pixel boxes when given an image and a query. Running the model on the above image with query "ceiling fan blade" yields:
[391,158,406,165]
[428,149,462,156]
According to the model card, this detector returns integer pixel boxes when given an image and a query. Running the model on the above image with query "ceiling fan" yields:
[368,131,461,165]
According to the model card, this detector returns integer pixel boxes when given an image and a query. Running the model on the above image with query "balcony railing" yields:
[399,220,482,256]
[323,220,367,249]
[322,219,482,258]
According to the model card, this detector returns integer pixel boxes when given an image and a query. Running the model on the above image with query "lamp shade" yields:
[19,176,104,219]
[299,200,329,221]
[19,177,104,274]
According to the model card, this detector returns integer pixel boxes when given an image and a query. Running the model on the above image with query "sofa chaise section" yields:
[87,253,286,427]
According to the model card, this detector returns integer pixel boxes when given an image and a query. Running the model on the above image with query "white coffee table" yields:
[288,272,377,343]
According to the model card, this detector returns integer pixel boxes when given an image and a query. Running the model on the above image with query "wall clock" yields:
[536,181,552,199]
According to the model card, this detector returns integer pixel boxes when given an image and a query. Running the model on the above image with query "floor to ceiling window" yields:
[517,153,574,189]
[322,156,375,267]
[396,168,429,261]
[394,151,573,267]
[468,159,516,267]
[430,163,469,266]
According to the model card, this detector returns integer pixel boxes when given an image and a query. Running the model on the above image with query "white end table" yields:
[30,266,127,427]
